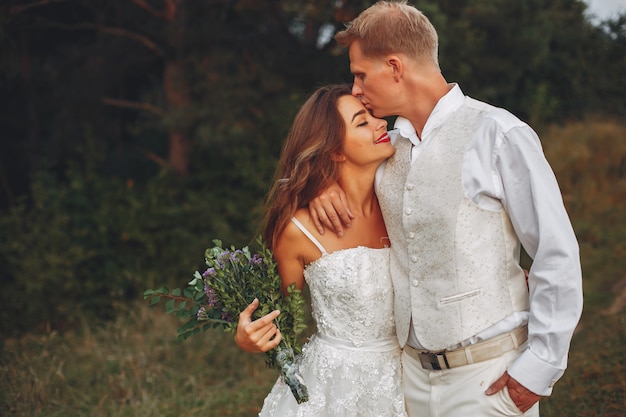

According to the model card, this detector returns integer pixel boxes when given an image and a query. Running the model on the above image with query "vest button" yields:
[408,232,415,239]
[405,208,413,215]
[410,255,418,263]
[406,184,415,191]
[412,279,419,287]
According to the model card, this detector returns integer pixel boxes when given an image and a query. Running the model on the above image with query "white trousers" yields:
[402,344,540,417]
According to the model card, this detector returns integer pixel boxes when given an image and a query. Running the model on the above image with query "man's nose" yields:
[351,83,363,97]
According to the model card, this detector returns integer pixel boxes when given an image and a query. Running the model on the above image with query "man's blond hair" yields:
[335,1,439,69]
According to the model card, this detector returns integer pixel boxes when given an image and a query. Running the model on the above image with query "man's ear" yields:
[388,56,403,81]
[330,152,346,162]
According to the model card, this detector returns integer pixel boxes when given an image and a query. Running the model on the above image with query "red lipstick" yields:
[375,133,390,144]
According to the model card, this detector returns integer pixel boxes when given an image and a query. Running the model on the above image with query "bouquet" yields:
[144,236,309,403]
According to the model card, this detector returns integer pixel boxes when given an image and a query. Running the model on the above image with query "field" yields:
[1,303,277,416]
[1,294,624,417]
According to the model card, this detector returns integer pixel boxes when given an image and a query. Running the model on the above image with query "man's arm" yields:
[489,122,583,403]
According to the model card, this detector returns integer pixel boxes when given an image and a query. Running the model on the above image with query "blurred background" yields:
[0,0,624,416]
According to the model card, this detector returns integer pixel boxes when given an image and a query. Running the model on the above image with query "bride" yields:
[235,84,406,416]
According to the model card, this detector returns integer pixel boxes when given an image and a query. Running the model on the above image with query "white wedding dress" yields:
[259,218,406,417]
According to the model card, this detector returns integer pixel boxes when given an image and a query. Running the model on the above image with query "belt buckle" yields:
[418,351,449,370]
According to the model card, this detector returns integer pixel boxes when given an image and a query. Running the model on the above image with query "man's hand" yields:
[234,298,282,353]
[308,182,354,236]
[486,371,541,412]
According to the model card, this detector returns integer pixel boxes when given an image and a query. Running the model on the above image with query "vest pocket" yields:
[439,288,481,304]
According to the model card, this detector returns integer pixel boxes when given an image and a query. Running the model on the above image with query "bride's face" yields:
[335,95,395,167]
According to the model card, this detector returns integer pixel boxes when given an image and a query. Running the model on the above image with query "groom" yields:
[303,1,583,416]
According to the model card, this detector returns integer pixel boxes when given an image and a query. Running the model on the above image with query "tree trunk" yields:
[160,0,190,176]
[163,59,190,176]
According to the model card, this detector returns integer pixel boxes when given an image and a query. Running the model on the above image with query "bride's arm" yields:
[234,224,306,353]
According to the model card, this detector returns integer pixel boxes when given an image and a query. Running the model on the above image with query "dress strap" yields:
[290,217,328,255]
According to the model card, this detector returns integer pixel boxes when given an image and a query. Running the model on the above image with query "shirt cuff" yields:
[507,347,565,396]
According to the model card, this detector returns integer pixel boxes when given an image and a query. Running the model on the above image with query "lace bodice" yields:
[258,219,405,416]
[304,246,395,343]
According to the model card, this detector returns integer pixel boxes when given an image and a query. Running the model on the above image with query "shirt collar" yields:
[393,83,465,145]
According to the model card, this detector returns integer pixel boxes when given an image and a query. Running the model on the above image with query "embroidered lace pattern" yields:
[259,247,406,417]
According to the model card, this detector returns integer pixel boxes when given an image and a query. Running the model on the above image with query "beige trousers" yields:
[402,344,540,417]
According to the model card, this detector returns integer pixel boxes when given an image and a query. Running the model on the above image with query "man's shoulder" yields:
[464,97,528,133]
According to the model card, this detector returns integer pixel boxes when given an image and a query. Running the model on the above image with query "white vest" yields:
[377,98,529,350]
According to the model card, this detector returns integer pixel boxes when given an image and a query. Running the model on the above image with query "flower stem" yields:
[272,340,309,404]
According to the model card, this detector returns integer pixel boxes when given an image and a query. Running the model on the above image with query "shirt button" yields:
[412,279,419,287]
[405,208,413,215]
[410,255,418,263]
[408,232,415,239]
[406,184,414,191]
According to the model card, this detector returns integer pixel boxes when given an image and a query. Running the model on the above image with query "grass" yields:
[0,303,278,417]
[1,298,624,417]
[540,310,625,417]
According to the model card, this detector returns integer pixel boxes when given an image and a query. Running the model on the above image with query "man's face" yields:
[348,40,397,119]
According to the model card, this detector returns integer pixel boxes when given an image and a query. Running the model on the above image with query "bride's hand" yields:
[235,298,282,353]
[309,181,354,237]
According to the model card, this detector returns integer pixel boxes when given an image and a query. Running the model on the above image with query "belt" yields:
[316,333,400,353]
[405,325,528,370]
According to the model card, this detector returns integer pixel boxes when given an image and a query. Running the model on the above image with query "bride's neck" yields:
[337,176,378,217]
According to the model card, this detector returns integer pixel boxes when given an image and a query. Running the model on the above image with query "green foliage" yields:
[145,238,309,402]
[0,134,268,338]
[144,238,307,364]
[433,0,625,124]
[2,0,624,201]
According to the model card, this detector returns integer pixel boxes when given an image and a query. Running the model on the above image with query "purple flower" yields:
[217,249,247,267]
[221,311,233,322]
[249,254,263,266]
[197,306,205,320]
[202,267,216,277]
[205,287,219,308]
[218,251,233,267]
[231,250,244,263]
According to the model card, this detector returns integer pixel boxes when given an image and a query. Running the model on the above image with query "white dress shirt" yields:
[376,84,583,396]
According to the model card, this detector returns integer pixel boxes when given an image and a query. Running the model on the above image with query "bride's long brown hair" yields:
[262,84,352,249]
